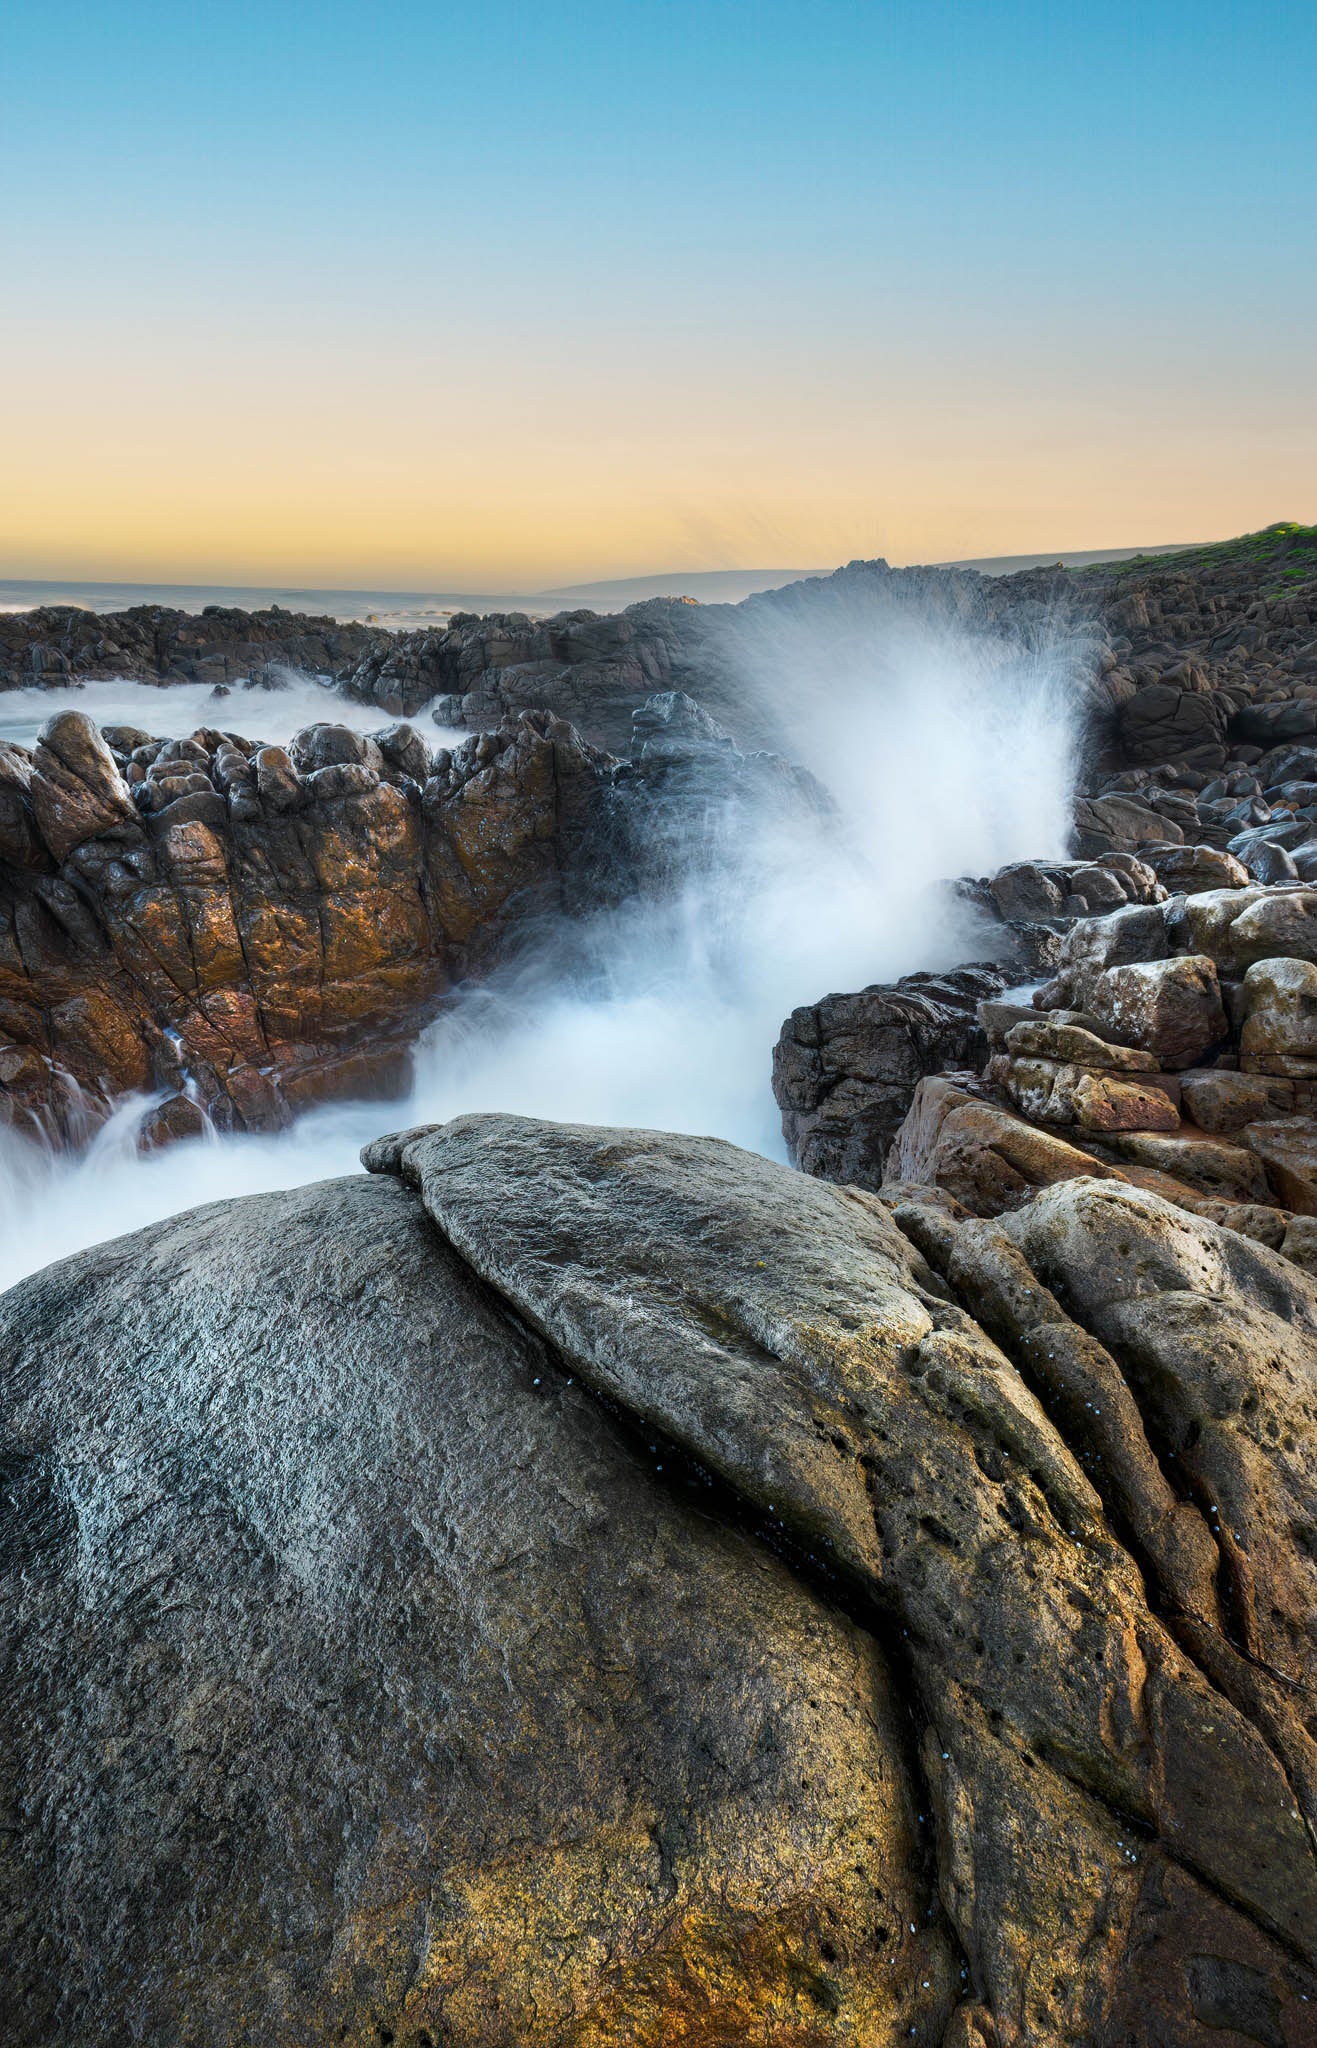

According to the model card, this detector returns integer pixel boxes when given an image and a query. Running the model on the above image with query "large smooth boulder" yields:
[5,1113,1317,2044]
[0,1169,953,2046]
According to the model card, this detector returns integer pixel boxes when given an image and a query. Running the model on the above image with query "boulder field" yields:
[2,1111,1315,2045]
[776,873,1317,1278]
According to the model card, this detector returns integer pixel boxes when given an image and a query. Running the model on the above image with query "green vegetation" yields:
[1077,520,1317,581]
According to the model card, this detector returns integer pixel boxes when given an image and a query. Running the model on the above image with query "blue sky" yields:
[4,1,1314,582]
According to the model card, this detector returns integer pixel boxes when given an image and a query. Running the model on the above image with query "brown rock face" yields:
[0,709,621,1135]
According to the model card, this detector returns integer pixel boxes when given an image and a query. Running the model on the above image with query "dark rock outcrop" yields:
[773,855,1167,1184]
[0,601,385,692]
[774,963,1011,1183]
[4,1111,1314,2042]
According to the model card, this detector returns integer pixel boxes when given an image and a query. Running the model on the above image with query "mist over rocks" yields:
[3,1110,1315,2043]
[0,692,830,1143]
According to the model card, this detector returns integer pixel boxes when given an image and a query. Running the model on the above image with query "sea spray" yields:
[0,584,1086,1290]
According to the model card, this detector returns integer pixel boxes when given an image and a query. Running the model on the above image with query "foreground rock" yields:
[3,1112,1314,2044]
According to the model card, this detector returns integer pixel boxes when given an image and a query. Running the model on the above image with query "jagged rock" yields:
[773,965,1010,1183]
[902,1173,1317,1948]
[0,711,623,1136]
[0,602,387,691]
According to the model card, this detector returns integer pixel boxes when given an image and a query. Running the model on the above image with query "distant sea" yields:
[0,548,1184,630]
[0,568,828,631]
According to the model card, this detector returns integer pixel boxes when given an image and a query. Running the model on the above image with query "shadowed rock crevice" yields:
[892,1194,1317,1877]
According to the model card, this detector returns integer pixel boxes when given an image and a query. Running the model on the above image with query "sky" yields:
[3,0,1314,588]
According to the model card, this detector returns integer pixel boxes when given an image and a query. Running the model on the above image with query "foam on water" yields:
[0,593,1087,1293]
[0,675,466,755]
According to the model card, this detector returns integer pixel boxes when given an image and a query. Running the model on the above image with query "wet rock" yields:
[252,743,303,811]
[288,721,383,775]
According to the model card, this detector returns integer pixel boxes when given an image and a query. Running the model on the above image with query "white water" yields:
[0,597,1085,1293]
[0,674,467,755]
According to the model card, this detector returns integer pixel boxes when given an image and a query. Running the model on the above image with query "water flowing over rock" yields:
[2,1111,1314,2043]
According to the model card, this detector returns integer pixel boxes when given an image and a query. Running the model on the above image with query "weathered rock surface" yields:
[0,600,384,692]
[774,963,1012,1183]
[2,696,817,1138]
[0,1165,961,2045]
[0,707,624,1134]
[6,1112,1316,2042]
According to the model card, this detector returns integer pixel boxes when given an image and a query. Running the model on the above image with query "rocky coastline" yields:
[3,525,1317,2044]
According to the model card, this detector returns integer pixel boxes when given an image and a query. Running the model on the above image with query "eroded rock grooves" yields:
[3,1112,1315,2044]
